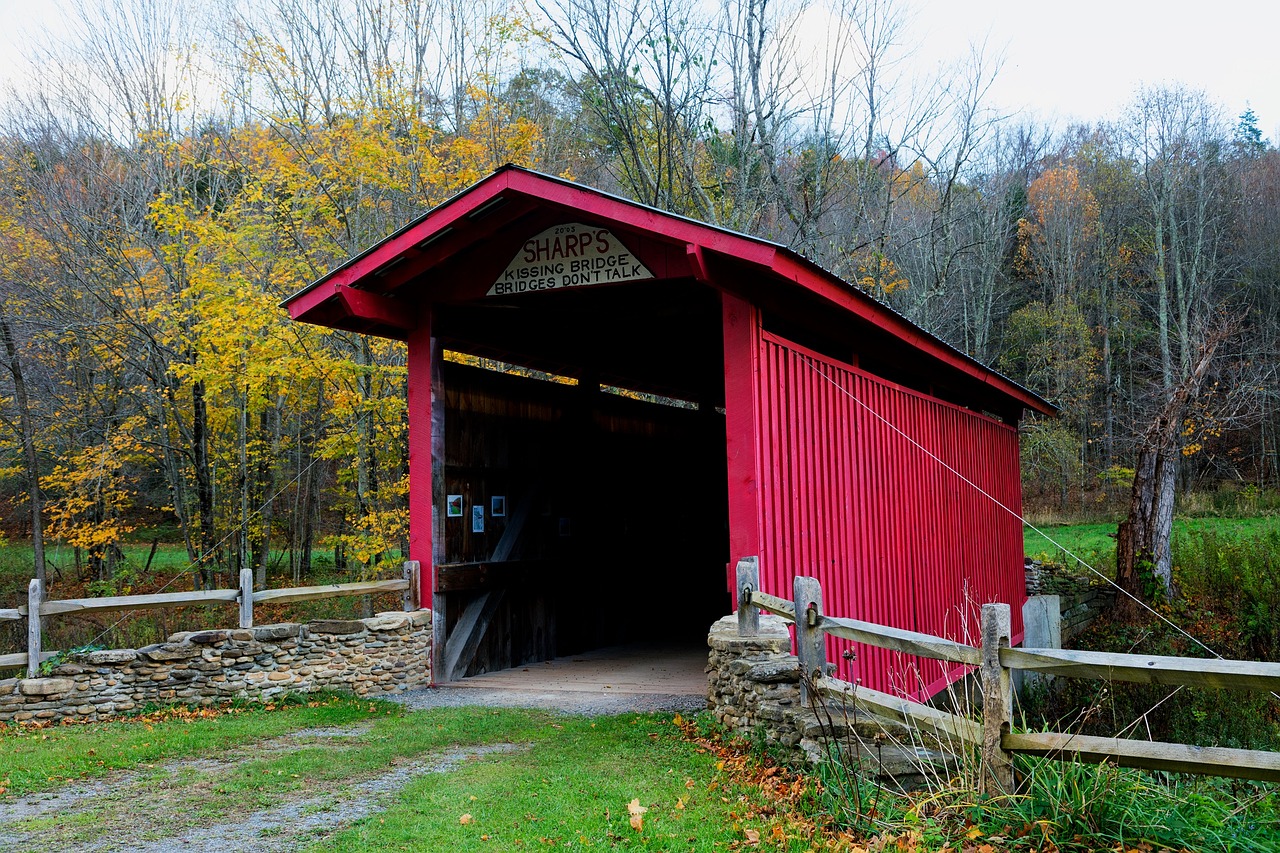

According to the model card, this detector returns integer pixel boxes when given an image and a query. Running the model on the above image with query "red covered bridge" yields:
[284,165,1054,698]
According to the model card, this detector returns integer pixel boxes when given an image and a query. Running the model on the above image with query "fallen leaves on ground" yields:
[627,797,648,831]
[1,695,354,733]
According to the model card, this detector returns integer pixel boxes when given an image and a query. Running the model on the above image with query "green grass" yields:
[0,699,812,851]
[1024,515,1280,569]
[0,694,384,796]
[319,714,805,851]
[0,542,195,592]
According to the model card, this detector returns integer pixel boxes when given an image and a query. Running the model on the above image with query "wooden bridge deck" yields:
[443,643,708,695]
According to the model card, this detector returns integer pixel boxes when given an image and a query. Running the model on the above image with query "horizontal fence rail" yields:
[1003,646,1280,694]
[2,562,421,678]
[746,590,796,621]
[19,589,241,617]
[1003,732,1280,783]
[732,556,1280,790]
[251,579,409,605]
[819,614,981,667]
[816,675,982,746]
[0,651,55,669]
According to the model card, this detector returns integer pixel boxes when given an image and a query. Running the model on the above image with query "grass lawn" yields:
[1024,515,1280,569]
[0,697,817,851]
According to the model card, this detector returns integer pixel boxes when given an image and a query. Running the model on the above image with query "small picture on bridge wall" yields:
[472,505,486,533]
[491,495,506,517]
[447,495,464,517]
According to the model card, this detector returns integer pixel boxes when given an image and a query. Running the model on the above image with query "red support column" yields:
[405,314,435,597]
[722,292,763,602]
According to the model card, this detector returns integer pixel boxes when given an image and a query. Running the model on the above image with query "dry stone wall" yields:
[0,609,431,726]
[706,614,930,780]
[1024,558,1115,641]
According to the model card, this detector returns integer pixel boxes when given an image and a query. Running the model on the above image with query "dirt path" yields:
[0,723,522,853]
[0,684,701,852]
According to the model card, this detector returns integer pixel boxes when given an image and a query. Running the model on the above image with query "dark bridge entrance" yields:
[431,281,731,679]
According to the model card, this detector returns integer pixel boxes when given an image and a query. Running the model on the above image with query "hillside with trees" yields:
[0,0,1276,604]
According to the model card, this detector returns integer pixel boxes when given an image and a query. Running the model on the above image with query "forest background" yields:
[0,0,1276,605]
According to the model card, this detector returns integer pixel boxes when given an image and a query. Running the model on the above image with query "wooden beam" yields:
[1003,731,1280,783]
[490,491,535,563]
[980,603,1014,794]
[820,615,981,666]
[722,292,763,586]
[1002,647,1280,693]
[434,562,535,593]
[0,608,21,621]
[1,651,55,670]
[749,590,796,621]
[25,588,240,617]
[337,285,416,331]
[430,331,447,682]
[794,576,824,703]
[441,589,507,682]
[816,676,982,746]
[239,568,254,629]
[253,579,408,605]
[736,556,759,636]
[27,578,41,678]
[403,561,420,611]
[406,318,435,571]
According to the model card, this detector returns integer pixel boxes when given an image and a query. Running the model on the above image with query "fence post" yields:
[980,602,1014,794]
[403,561,420,612]
[794,575,824,704]
[1020,595,1061,694]
[736,557,759,636]
[27,578,42,678]
[239,568,254,629]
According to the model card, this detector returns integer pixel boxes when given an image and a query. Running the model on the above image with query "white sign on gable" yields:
[486,223,654,297]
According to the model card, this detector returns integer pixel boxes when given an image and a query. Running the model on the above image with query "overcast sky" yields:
[0,0,1276,142]
[911,0,1280,139]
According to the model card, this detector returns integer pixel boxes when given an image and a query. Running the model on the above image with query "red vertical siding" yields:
[752,330,1026,700]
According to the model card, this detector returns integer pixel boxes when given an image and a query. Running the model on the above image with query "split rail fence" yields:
[1,562,420,678]
[733,557,1280,791]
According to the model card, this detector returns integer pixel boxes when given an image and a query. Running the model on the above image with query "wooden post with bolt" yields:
[403,561,420,612]
[239,568,254,629]
[981,602,1014,793]
[736,557,759,636]
[794,575,825,704]
[27,578,42,678]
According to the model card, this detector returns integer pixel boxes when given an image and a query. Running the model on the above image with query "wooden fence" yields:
[1,562,420,678]
[734,558,1280,792]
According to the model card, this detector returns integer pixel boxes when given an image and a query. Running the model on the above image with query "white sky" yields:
[1,0,1277,143]
[911,0,1280,140]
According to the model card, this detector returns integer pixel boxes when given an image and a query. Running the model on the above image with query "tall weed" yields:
[1175,526,1280,659]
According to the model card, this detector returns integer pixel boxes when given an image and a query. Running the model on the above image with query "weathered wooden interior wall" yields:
[436,361,729,678]
[753,331,1027,700]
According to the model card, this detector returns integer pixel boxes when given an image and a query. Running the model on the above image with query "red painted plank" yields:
[755,333,1026,699]
[405,317,434,591]
[722,292,763,599]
